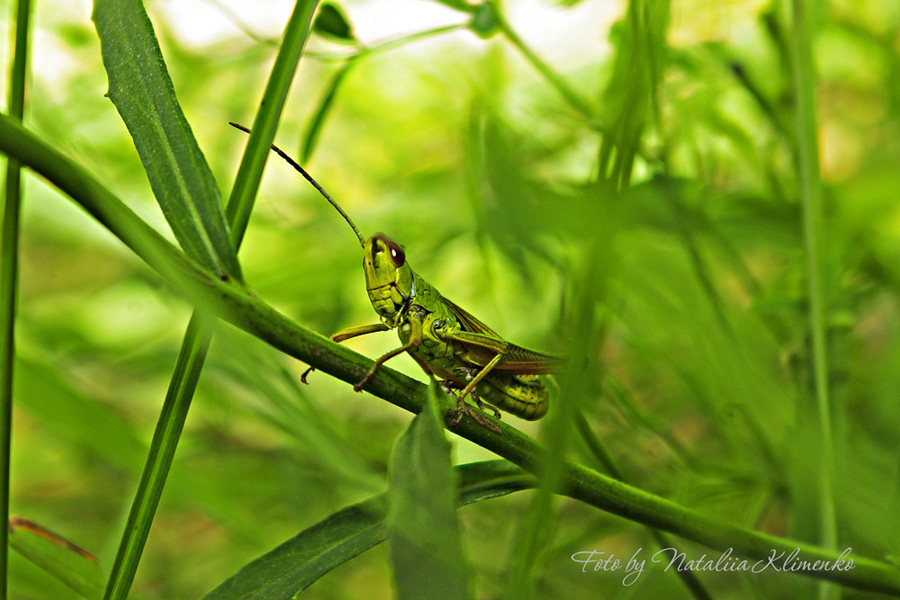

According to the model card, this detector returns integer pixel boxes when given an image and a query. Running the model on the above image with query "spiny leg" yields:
[449,397,501,432]
[473,392,502,420]
[448,354,504,430]
[443,374,500,420]
[409,353,437,379]
[436,376,498,429]
[353,316,424,391]
[301,323,390,383]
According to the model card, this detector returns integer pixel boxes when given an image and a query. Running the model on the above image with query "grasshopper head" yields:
[363,233,415,327]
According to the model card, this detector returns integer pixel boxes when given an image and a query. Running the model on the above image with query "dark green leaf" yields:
[387,384,471,600]
[313,2,356,43]
[9,517,105,599]
[202,461,531,600]
[92,0,241,280]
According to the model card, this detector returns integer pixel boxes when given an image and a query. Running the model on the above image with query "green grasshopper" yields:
[232,124,561,429]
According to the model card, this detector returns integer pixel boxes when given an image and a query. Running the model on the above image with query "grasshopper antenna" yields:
[229,122,365,248]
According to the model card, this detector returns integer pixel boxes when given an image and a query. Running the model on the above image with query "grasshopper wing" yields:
[441,297,563,374]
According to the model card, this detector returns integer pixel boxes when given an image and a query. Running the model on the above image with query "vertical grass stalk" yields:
[0,1,33,597]
[101,2,319,598]
[789,1,838,597]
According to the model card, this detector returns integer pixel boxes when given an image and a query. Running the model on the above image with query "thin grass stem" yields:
[0,1,33,596]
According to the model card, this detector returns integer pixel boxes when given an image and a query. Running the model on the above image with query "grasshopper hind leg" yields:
[442,377,501,432]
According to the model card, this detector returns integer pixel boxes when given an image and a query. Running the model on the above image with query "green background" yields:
[2,0,900,597]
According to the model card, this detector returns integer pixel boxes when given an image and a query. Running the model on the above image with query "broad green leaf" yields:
[92,0,241,280]
[387,384,471,600]
[203,461,531,600]
[9,516,105,599]
[313,2,356,43]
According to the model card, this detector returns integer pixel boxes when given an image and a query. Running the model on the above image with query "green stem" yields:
[790,0,837,570]
[494,12,598,126]
[2,114,900,596]
[225,0,320,247]
[102,314,213,600]
[304,23,468,62]
[0,1,32,597]
[576,414,712,600]
[101,2,319,598]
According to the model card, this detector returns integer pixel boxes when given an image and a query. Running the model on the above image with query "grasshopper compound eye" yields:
[387,240,405,267]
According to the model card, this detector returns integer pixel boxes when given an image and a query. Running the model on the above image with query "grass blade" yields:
[93,0,241,280]
[301,59,356,163]
[101,313,214,600]
[95,1,320,598]
[789,1,837,598]
[225,0,319,246]
[0,0,33,596]
[203,461,529,600]
[9,517,104,600]
[387,384,471,600]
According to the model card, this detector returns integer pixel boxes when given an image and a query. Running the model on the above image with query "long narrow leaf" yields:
[0,0,34,591]
[789,3,837,599]
[203,461,531,600]
[9,517,104,599]
[387,385,471,600]
[302,59,356,163]
[225,0,319,245]
[93,0,241,280]
[95,2,321,598]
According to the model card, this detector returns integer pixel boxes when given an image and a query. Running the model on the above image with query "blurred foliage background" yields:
[2,0,900,597]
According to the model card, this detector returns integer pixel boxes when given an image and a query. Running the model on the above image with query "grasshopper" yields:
[232,123,561,430]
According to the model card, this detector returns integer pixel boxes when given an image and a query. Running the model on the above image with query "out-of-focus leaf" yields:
[313,2,356,43]
[14,357,146,470]
[92,0,241,280]
[202,461,530,600]
[599,0,669,188]
[9,517,105,599]
[387,384,470,600]
[302,60,357,163]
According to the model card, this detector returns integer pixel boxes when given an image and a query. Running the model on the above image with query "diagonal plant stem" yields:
[575,414,712,600]
[0,0,33,597]
[101,1,320,598]
[2,113,900,595]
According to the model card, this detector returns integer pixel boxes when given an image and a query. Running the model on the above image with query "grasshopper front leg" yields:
[353,314,425,391]
[301,323,390,383]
